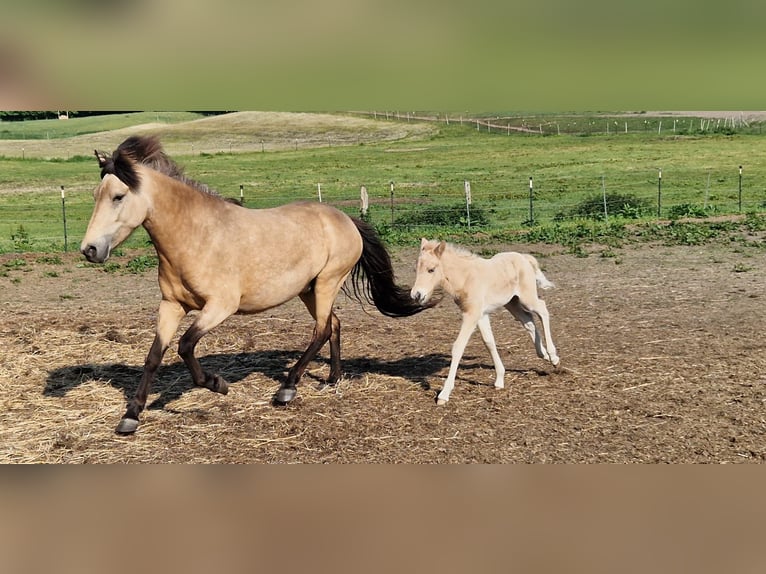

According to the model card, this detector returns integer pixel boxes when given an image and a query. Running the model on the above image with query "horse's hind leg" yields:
[178,303,235,395]
[275,282,341,404]
[117,300,185,434]
[477,314,506,389]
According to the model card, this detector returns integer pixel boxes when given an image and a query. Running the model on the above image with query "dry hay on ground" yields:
[1,241,765,463]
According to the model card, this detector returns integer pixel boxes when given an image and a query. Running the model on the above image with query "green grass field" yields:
[1,111,765,253]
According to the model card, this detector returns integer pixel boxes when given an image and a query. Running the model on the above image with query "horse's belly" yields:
[236,271,316,313]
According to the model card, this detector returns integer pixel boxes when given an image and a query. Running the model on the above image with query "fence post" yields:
[390,181,395,224]
[360,185,369,217]
[602,175,608,222]
[60,185,68,252]
[464,180,471,228]
[657,169,662,217]
[528,176,534,225]
[738,165,743,212]
[239,184,244,205]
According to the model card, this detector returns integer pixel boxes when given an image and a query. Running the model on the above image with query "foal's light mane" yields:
[442,242,479,261]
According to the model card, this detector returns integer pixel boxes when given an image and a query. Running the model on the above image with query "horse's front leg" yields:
[117,300,185,434]
[438,314,479,405]
[178,303,235,395]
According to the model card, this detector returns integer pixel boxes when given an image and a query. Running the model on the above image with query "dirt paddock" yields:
[1,240,765,463]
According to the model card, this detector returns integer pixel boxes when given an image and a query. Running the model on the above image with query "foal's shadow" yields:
[44,350,451,410]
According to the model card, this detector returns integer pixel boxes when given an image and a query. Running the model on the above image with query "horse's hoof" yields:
[116,418,139,434]
[204,373,229,395]
[275,387,297,404]
[213,377,229,395]
[436,398,448,406]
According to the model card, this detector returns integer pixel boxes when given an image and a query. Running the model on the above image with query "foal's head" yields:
[410,238,447,305]
[80,138,155,263]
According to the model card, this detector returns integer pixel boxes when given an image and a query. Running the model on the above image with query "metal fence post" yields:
[60,185,68,252]
[528,176,534,225]
[738,165,743,212]
[657,169,662,217]
[390,181,395,224]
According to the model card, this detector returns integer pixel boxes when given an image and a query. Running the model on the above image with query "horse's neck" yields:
[142,177,215,260]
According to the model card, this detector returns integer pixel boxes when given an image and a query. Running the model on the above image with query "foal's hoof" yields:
[115,417,139,434]
[275,387,297,404]
[436,398,448,406]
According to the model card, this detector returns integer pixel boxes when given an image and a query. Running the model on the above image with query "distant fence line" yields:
[353,111,766,137]
[2,166,765,252]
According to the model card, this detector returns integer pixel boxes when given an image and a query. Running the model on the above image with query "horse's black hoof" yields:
[116,418,139,434]
[204,373,229,395]
[212,376,229,395]
[275,387,296,404]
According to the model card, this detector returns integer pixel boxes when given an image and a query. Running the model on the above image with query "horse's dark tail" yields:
[346,218,436,317]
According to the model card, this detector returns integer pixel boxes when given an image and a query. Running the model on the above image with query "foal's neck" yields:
[439,247,473,296]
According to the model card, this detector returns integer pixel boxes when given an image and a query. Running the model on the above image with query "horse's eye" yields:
[113,194,125,204]
[428,268,435,274]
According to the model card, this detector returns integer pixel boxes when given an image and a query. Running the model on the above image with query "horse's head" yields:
[410,238,446,305]
[80,144,151,263]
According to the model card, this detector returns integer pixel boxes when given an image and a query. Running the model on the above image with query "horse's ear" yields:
[420,237,429,248]
[435,241,447,256]
[95,150,109,168]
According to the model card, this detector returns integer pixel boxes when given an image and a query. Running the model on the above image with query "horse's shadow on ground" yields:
[44,350,454,410]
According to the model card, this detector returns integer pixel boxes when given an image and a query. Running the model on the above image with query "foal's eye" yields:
[428,268,435,274]
[113,194,125,204]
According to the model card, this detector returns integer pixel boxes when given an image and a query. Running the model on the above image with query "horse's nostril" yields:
[82,245,97,261]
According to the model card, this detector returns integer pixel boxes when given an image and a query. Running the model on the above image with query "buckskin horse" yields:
[81,135,433,434]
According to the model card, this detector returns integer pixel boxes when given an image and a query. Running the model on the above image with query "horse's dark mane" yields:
[97,135,237,202]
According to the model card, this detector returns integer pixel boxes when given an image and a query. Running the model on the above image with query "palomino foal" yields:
[411,239,559,404]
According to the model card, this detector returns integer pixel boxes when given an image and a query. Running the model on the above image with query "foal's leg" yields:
[438,312,480,405]
[527,297,559,366]
[505,299,548,361]
[476,314,506,389]
[509,297,559,367]
[177,302,236,394]
[117,299,186,434]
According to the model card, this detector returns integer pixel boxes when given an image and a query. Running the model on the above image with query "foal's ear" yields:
[435,241,447,256]
[420,237,429,248]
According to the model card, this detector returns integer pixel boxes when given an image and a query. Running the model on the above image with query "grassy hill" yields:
[0,111,437,160]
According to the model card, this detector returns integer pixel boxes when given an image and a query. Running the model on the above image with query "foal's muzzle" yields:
[81,243,109,263]
[411,289,429,305]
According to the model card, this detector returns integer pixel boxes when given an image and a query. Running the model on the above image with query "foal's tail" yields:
[524,254,555,290]
[346,218,436,317]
